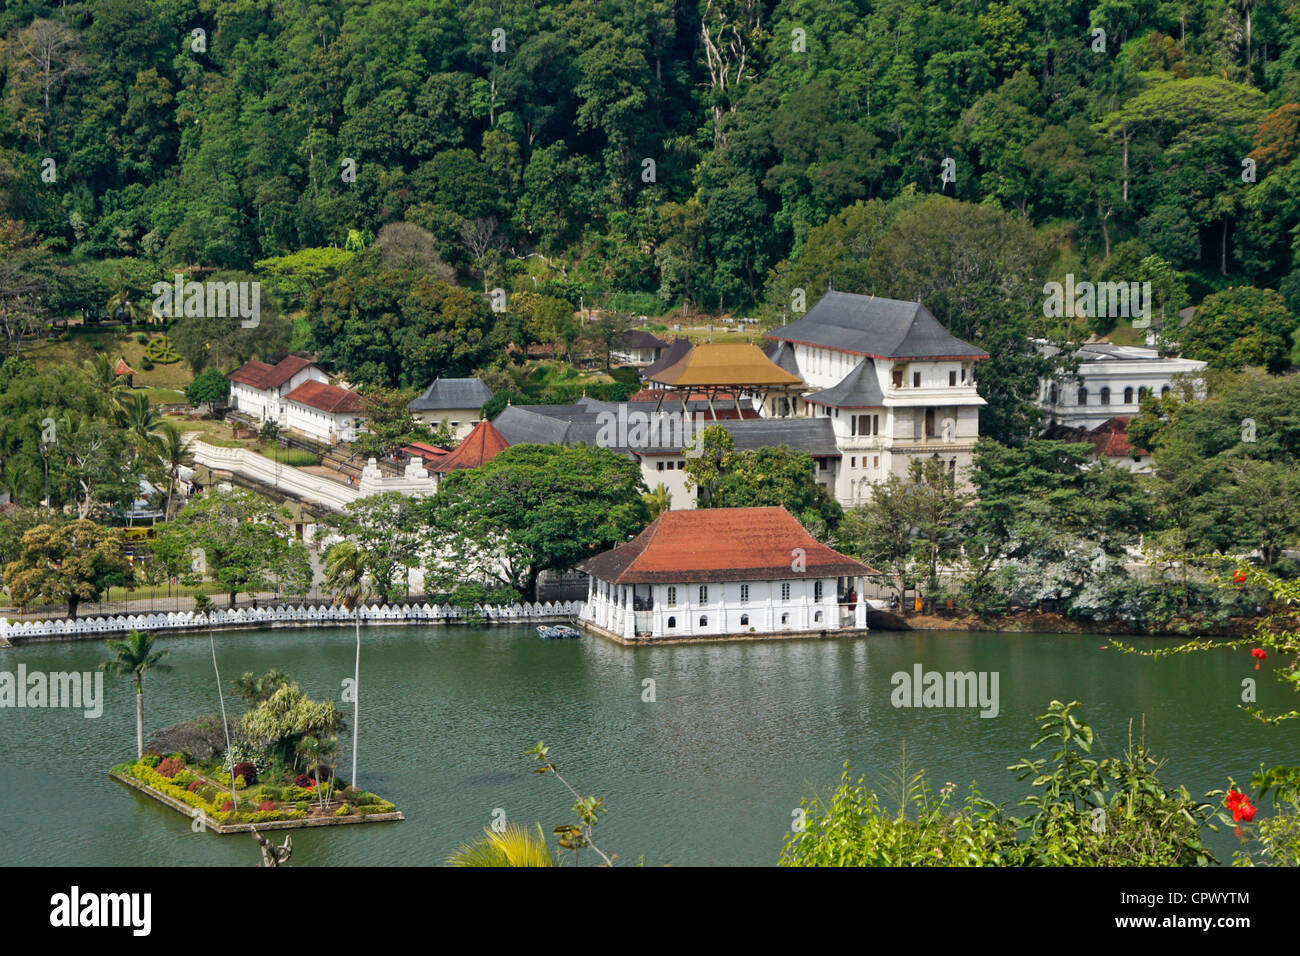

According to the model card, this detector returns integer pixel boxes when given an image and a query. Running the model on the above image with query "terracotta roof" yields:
[1090,416,1148,458]
[114,358,137,376]
[647,342,804,389]
[228,355,315,390]
[431,419,510,472]
[578,507,875,584]
[284,380,362,414]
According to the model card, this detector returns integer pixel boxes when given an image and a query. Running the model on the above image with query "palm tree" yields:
[447,824,556,867]
[297,734,340,808]
[106,271,139,326]
[324,541,375,790]
[83,354,129,417]
[156,423,193,519]
[642,483,672,520]
[119,392,165,450]
[101,630,172,759]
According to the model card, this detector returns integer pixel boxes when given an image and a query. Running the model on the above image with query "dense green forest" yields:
[3,0,1300,442]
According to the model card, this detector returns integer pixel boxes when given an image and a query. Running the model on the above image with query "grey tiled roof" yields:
[492,401,839,458]
[639,338,692,380]
[408,377,493,411]
[767,291,988,360]
[805,359,884,408]
[764,339,803,378]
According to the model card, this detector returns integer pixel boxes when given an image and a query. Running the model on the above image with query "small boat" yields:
[537,624,581,640]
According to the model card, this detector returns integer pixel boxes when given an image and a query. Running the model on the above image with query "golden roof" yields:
[646,343,804,388]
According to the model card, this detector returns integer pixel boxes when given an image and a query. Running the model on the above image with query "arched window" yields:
[1049,384,1059,404]
[781,613,789,626]
[1123,387,1134,404]
[1161,385,1171,397]
[1100,387,1110,405]
[1077,387,1088,406]
[667,616,676,628]
[814,611,823,623]
[699,615,708,627]
[740,614,749,626]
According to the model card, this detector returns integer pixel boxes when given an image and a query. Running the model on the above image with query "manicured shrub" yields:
[259,801,277,811]
[232,762,258,786]
[234,775,247,789]
[141,754,163,768]
[157,756,186,778]
[335,804,352,816]
[222,801,234,812]
[295,801,308,812]
[294,774,318,789]
[187,780,202,792]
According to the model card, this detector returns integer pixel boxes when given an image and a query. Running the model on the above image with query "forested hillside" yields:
[2,0,1300,440]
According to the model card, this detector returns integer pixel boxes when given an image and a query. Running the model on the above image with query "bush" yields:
[139,355,155,371]
[335,804,352,816]
[222,801,234,812]
[232,762,258,786]
[135,332,149,344]
[141,754,163,768]
[188,781,202,792]
[259,801,277,812]
[157,756,186,778]
[294,773,318,789]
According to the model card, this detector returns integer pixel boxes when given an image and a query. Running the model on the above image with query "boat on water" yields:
[537,624,581,640]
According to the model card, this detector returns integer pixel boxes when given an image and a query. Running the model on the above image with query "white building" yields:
[612,330,669,367]
[228,355,328,424]
[1036,342,1206,429]
[408,378,493,440]
[283,380,364,444]
[763,292,989,504]
[577,506,873,641]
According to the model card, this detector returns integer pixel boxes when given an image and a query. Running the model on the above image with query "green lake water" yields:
[0,625,1293,866]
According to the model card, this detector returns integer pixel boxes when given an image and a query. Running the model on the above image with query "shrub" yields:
[136,332,149,344]
[232,762,258,786]
[157,756,186,778]
[222,801,234,812]
[139,355,155,371]
[141,754,163,768]
[259,801,277,812]
[234,775,247,789]
[335,804,352,816]
[188,781,202,792]
[295,801,308,812]
[172,770,196,787]
[294,774,318,789]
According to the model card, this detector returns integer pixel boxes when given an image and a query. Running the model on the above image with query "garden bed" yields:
[110,756,403,834]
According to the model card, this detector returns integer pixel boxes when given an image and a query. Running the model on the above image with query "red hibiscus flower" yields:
[1233,569,1248,584]
[1252,648,1267,670]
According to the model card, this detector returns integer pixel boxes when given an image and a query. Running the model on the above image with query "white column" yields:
[854,575,867,629]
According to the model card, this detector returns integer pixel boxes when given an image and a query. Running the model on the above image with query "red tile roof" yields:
[228,355,315,390]
[1091,416,1148,458]
[284,380,362,414]
[403,442,449,461]
[579,507,876,584]
[431,420,510,473]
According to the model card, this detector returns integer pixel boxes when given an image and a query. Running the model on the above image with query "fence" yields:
[0,601,584,645]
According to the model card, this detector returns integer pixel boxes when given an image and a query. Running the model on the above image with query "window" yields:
[657,461,665,471]
[1123,387,1134,404]
[698,585,708,604]
[873,456,879,468]
[1049,385,1059,404]
[740,584,749,602]
[814,611,823,623]
[892,367,904,388]
[1139,386,1150,399]
[781,613,789,625]
[1077,387,1087,405]
[818,458,829,471]
[949,370,957,386]
[1161,385,1171,397]
[740,614,749,626]
[781,582,791,601]
[667,616,676,628]
[666,586,676,607]
[814,581,823,601]
[850,457,856,468]
[913,371,922,388]
[1100,387,1110,405]
[699,615,708,627]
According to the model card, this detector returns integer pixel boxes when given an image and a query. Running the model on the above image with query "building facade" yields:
[228,355,328,424]
[763,292,989,504]
[578,507,875,640]
[408,377,493,440]
[282,380,364,443]
[1036,342,1206,429]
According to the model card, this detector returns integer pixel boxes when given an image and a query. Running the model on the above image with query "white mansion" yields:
[762,291,989,502]
[1035,342,1206,429]
[578,506,874,641]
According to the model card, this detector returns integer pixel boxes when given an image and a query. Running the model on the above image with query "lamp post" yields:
[38,441,51,512]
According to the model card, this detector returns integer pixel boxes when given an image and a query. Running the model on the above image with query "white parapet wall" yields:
[0,601,585,644]
[190,441,436,510]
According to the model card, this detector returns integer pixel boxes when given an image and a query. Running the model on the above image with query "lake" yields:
[0,625,1291,866]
